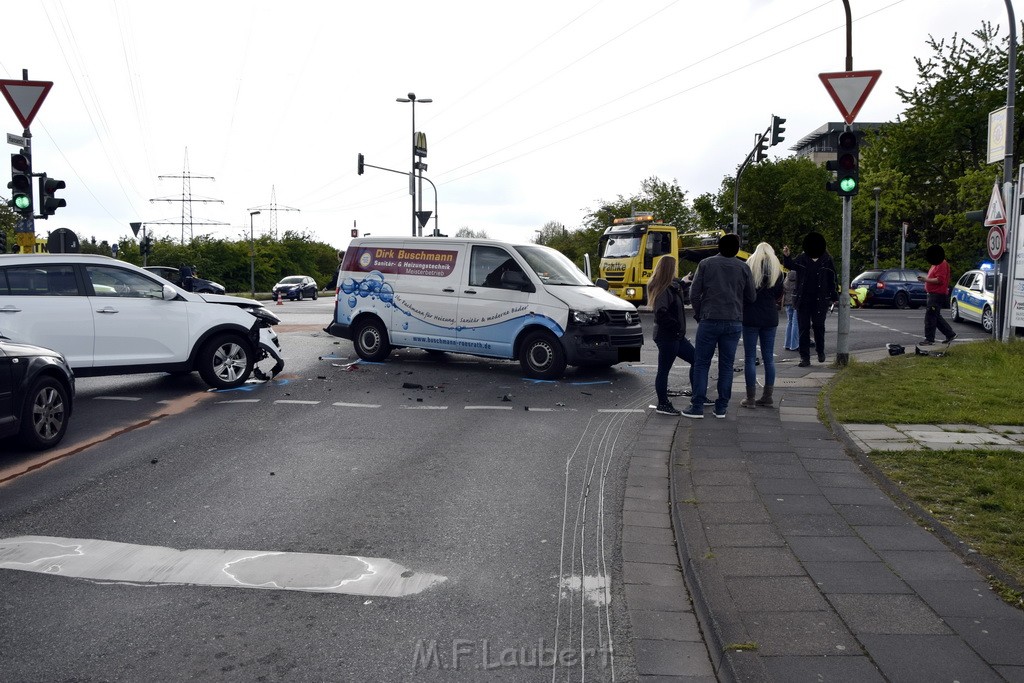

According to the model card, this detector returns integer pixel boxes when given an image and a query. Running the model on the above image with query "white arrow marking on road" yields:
[0,536,446,597]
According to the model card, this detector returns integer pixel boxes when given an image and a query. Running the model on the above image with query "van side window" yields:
[470,246,524,289]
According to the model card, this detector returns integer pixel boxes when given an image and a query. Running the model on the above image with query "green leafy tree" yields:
[860,21,1022,274]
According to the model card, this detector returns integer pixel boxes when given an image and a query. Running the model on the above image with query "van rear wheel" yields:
[519,331,566,380]
[354,318,391,362]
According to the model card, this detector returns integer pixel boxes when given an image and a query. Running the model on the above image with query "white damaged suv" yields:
[0,254,284,389]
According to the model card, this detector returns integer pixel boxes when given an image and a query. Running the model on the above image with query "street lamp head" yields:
[417,98,432,103]
[396,97,411,103]
[250,210,261,217]
[872,187,881,198]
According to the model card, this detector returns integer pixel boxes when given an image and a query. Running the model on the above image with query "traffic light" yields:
[39,174,66,217]
[140,235,153,256]
[826,129,860,196]
[754,134,769,163]
[357,153,365,175]
[8,150,32,215]
[770,115,786,146]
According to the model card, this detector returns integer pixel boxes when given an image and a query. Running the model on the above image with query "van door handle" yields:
[0,305,21,313]
[463,289,477,295]
[442,287,455,293]
[96,307,119,314]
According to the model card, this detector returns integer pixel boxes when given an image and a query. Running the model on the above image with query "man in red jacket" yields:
[918,245,957,345]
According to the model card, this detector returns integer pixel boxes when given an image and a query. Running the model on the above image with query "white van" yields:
[325,237,643,379]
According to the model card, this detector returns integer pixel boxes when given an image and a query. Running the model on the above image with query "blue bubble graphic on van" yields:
[403,322,409,330]
[380,283,394,304]
[341,278,358,295]
[347,295,358,308]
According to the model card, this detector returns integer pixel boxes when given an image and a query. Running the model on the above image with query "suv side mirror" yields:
[595,278,610,290]
[162,284,178,301]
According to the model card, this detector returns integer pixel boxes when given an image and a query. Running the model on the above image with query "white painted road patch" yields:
[0,536,445,597]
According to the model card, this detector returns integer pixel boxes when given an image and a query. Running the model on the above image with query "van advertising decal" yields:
[338,271,563,356]
[349,247,457,278]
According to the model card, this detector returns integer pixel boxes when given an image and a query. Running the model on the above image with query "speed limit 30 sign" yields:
[987,224,1006,260]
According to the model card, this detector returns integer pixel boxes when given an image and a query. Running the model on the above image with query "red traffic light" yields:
[11,152,30,173]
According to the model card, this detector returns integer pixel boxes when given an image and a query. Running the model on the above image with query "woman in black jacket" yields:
[782,232,839,367]
[649,256,694,416]
[741,243,785,407]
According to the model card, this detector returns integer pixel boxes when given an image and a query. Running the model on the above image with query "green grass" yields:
[829,340,1024,425]
[828,340,1024,605]
[869,448,1024,601]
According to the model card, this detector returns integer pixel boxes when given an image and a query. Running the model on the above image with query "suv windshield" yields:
[280,277,304,284]
[514,245,592,286]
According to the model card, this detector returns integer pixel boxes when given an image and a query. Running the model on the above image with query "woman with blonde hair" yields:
[740,242,785,408]
[649,255,695,416]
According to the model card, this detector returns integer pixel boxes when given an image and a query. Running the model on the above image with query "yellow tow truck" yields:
[597,212,745,306]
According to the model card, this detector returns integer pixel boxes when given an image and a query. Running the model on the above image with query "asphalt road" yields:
[0,297,991,681]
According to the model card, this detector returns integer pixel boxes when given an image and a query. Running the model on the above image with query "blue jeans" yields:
[655,336,695,405]
[743,326,777,388]
[784,305,799,349]
[690,319,742,413]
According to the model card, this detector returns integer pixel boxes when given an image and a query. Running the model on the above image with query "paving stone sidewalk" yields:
[625,349,1024,682]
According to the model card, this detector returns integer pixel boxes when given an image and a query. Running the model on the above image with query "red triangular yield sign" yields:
[0,79,53,129]
[819,70,881,125]
[985,182,1007,226]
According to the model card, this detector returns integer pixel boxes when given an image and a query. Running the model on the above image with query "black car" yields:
[851,268,928,309]
[144,265,227,295]
[273,275,318,301]
[0,335,75,450]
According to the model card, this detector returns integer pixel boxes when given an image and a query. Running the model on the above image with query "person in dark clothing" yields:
[685,233,756,419]
[782,233,838,367]
[648,255,694,416]
[741,242,786,408]
[179,264,195,293]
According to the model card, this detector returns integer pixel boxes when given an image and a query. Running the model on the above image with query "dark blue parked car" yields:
[851,268,928,309]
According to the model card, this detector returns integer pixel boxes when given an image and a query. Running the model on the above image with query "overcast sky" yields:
[1,0,1014,251]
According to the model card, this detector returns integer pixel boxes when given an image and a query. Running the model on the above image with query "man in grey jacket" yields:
[684,233,756,419]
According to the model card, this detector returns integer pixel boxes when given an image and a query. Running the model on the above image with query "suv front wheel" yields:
[198,333,254,389]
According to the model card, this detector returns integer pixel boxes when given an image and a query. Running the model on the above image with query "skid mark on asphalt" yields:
[552,385,651,681]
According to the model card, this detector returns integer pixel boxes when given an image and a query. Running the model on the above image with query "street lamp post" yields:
[249,210,261,299]
[872,187,881,269]
[396,92,431,237]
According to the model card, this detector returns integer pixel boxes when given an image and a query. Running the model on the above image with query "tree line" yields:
[536,22,1021,281]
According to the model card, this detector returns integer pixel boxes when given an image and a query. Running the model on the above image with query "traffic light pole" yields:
[732,126,770,236]
[836,195,852,367]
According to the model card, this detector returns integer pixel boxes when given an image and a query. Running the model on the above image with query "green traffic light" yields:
[840,177,857,192]
[13,194,30,210]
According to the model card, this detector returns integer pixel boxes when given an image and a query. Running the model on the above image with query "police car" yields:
[950,264,995,332]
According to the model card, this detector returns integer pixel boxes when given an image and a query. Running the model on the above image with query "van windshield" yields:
[514,245,593,286]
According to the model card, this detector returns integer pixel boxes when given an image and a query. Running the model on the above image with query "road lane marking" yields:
[0,536,445,597]
[465,406,513,410]
[332,402,381,408]
[217,399,261,404]
[273,400,321,405]
[401,405,448,410]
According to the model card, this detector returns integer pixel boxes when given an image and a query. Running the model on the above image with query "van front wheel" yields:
[354,319,391,362]
[519,331,566,380]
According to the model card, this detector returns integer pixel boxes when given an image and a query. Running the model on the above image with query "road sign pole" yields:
[836,196,852,367]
